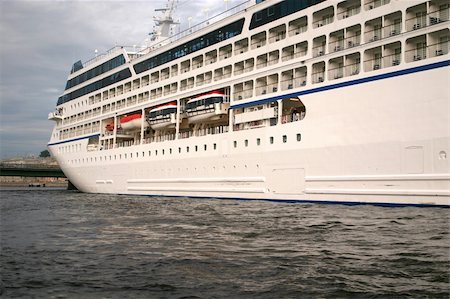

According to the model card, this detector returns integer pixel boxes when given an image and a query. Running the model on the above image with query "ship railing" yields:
[327,66,345,80]
[344,62,360,76]
[115,140,139,148]
[74,46,135,74]
[255,84,278,96]
[382,53,402,67]
[405,41,448,62]
[311,71,325,84]
[233,88,253,101]
[281,113,304,124]
[179,125,229,139]
[288,25,307,37]
[364,0,389,11]
[363,57,383,71]
[234,65,254,75]
[406,7,449,32]
[328,40,345,53]
[268,32,286,44]
[312,15,334,29]
[136,1,251,55]
[336,5,361,20]
[364,27,383,43]
[147,134,176,143]
[294,49,307,58]
[312,46,326,58]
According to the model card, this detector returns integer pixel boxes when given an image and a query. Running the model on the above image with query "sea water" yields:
[1,188,449,298]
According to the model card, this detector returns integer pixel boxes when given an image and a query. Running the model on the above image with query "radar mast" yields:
[148,0,178,46]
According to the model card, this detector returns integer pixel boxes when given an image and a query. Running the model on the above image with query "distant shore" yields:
[0,180,68,188]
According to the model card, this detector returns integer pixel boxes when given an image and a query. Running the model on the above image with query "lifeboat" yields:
[185,91,229,124]
[147,102,178,130]
[120,114,147,131]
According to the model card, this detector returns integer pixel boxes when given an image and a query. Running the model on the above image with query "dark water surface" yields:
[1,189,449,298]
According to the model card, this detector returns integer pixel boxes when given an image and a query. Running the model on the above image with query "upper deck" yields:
[49,0,449,148]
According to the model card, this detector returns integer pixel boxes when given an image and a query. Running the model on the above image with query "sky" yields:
[0,0,247,159]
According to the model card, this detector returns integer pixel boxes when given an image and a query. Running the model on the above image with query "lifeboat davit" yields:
[185,91,229,124]
[148,102,178,130]
[120,114,146,131]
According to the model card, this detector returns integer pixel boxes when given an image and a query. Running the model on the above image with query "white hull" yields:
[48,0,450,206]
[50,66,450,206]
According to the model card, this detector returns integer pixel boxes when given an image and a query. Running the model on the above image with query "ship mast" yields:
[149,0,178,46]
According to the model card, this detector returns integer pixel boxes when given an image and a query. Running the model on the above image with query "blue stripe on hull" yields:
[117,193,450,208]
[48,133,100,146]
[231,60,450,109]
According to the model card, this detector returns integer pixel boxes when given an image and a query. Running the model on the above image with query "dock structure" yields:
[0,163,65,178]
[0,158,73,189]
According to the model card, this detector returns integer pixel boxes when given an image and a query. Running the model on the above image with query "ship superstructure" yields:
[48,0,450,206]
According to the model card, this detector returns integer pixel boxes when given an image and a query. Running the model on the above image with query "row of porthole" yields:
[67,133,302,165]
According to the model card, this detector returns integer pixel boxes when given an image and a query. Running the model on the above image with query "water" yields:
[1,189,449,298]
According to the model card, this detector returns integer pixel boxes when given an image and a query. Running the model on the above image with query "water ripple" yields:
[1,189,449,298]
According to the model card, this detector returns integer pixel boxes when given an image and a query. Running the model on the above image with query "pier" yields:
[0,163,65,178]
[0,157,71,189]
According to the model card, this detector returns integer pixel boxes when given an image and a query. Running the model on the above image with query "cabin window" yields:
[245,140,249,147]
[270,136,274,144]
[187,146,190,153]
[283,135,287,143]
[297,133,302,141]
[204,144,207,151]
[162,149,165,155]
[213,143,217,150]
[179,147,181,153]
[170,148,172,154]
[234,141,237,148]
[257,138,261,146]
[195,145,198,152]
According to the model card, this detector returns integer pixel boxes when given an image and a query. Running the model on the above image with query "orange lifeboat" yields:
[120,114,144,130]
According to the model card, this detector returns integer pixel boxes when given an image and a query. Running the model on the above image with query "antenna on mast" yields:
[148,0,179,46]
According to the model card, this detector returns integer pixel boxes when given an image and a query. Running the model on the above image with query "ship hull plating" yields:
[49,65,450,206]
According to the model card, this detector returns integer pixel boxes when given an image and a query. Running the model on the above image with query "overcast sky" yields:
[0,0,247,159]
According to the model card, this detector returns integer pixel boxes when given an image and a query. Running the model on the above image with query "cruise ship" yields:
[48,0,450,207]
